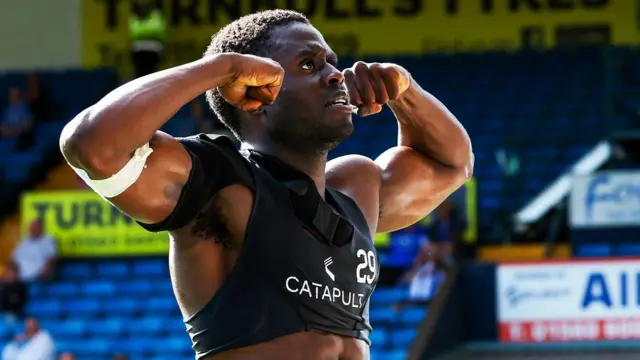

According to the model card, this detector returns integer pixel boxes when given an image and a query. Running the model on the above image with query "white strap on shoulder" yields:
[71,143,154,199]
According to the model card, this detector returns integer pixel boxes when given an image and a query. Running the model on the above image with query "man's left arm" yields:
[327,62,473,234]
[377,77,473,232]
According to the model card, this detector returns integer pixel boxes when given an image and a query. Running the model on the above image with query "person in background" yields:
[12,219,58,282]
[0,262,28,322]
[58,352,75,360]
[1,88,33,150]
[129,0,166,78]
[26,73,51,123]
[428,199,465,265]
[1,317,56,360]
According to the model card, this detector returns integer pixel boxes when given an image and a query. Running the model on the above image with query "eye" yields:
[300,60,315,71]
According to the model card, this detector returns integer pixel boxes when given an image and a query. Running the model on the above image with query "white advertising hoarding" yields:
[570,171,640,228]
[497,259,640,342]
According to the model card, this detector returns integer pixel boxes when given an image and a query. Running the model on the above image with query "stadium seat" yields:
[27,299,63,318]
[133,259,167,277]
[369,307,398,323]
[103,298,140,314]
[46,319,86,338]
[96,261,130,277]
[59,262,93,279]
[617,243,640,256]
[146,297,180,312]
[46,282,78,297]
[400,306,428,325]
[369,327,388,348]
[66,298,101,316]
[86,318,125,338]
[372,349,408,360]
[575,243,612,257]
[117,279,153,295]
[81,280,117,296]
[390,328,418,348]
[370,288,407,305]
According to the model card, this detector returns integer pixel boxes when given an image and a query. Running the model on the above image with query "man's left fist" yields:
[342,62,411,116]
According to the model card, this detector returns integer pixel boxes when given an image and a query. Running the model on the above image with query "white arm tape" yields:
[71,143,154,199]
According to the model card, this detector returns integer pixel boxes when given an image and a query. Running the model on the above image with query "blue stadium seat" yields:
[117,279,153,295]
[133,259,167,277]
[96,261,129,277]
[46,319,86,338]
[61,339,112,357]
[400,306,428,325]
[47,282,78,297]
[27,299,63,318]
[81,280,117,296]
[151,278,174,294]
[59,262,93,279]
[390,328,418,348]
[369,327,388,348]
[86,318,125,338]
[66,298,101,316]
[103,298,140,314]
[124,317,165,337]
[369,307,398,323]
[576,243,612,257]
[146,297,179,312]
[372,349,407,360]
[617,243,640,256]
[370,288,406,305]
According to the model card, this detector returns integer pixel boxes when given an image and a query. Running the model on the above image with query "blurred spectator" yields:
[58,352,75,360]
[129,0,166,78]
[12,219,57,282]
[0,262,27,322]
[429,199,466,263]
[1,317,55,360]
[1,88,33,150]
[401,238,444,303]
[26,73,51,123]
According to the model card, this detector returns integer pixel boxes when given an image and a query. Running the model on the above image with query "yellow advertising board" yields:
[82,0,639,71]
[21,191,169,257]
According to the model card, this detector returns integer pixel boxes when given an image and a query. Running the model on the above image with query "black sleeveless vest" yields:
[171,139,379,358]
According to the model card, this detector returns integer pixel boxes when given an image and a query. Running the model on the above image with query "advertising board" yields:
[497,259,640,342]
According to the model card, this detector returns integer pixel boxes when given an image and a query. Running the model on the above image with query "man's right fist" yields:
[217,53,285,112]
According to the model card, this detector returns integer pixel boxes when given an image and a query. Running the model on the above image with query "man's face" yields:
[256,22,354,153]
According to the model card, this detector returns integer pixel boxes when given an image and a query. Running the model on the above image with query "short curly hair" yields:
[204,10,309,140]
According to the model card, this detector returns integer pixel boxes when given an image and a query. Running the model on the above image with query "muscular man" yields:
[60,10,473,360]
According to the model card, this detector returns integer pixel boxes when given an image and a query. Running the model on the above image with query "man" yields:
[129,0,166,78]
[12,219,57,282]
[1,317,55,360]
[1,88,33,150]
[60,10,472,360]
[0,262,28,321]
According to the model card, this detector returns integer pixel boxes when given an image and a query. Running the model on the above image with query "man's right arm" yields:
[59,55,237,224]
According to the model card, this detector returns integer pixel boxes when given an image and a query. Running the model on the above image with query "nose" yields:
[324,64,344,87]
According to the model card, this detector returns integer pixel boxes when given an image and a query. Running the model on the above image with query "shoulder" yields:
[326,155,383,236]
[326,154,382,188]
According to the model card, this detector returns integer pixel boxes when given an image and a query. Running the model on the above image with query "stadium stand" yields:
[0,258,441,360]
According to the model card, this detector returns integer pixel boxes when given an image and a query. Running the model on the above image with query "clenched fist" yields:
[217,53,285,112]
[342,62,412,116]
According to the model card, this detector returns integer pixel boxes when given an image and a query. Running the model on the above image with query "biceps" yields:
[376,146,465,233]
[77,132,193,224]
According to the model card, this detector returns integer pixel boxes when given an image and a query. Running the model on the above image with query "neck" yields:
[243,140,328,196]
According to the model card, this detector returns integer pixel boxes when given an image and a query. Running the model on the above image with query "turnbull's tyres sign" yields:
[570,171,640,228]
[497,259,640,343]
[21,190,169,257]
